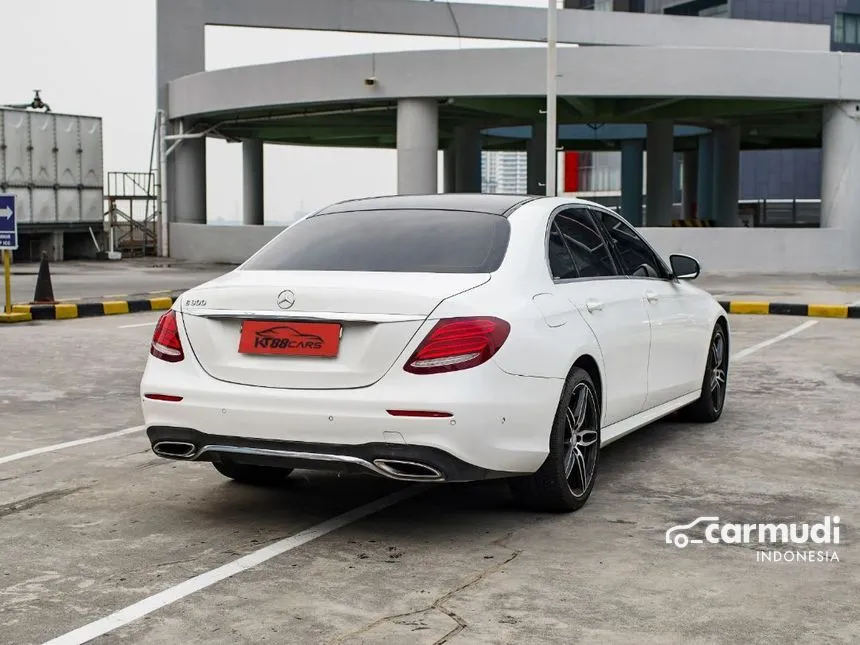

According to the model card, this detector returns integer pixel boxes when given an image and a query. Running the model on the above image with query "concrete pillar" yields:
[620,139,644,226]
[443,145,456,193]
[821,101,860,232]
[397,98,438,195]
[242,140,264,226]
[453,126,482,193]
[157,0,206,225]
[696,133,714,222]
[172,132,207,224]
[682,149,698,220]
[712,125,741,227]
[527,121,547,195]
[645,120,674,226]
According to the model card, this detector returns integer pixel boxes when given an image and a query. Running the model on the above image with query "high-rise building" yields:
[563,0,645,11]
[481,150,528,194]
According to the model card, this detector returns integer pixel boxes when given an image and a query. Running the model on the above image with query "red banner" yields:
[564,151,579,193]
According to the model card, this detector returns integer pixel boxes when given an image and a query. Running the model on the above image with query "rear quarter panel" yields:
[430,279,604,383]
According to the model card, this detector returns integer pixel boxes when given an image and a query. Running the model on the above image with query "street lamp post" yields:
[546,0,558,197]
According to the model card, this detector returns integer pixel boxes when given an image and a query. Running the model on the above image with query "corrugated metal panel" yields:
[31,188,57,223]
[79,117,104,188]
[30,111,56,186]
[57,188,82,223]
[56,114,81,185]
[5,187,31,223]
[0,107,104,225]
[3,109,30,186]
[81,189,103,222]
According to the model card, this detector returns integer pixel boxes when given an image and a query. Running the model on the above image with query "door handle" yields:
[644,290,659,303]
[585,300,604,313]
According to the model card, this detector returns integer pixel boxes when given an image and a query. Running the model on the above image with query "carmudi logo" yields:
[665,515,842,563]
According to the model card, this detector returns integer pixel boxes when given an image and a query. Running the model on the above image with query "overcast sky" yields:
[5,0,554,224]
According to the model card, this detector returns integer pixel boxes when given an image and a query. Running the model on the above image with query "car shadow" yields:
[181,413,709,540]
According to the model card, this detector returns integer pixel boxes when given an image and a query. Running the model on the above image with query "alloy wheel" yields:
[710,329,727,412]
[562,382,600,498]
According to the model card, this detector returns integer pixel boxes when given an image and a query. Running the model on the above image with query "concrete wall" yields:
[170,223,858,273]
[641,227,855,273]
[169,223,284,264]
[168,47,860,120]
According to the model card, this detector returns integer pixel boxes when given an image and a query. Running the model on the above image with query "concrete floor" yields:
[0,310,857,644]
[696,272,860,306]
[7,259,230,305]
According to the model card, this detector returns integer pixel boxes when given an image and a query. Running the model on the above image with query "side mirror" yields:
[670,254,700,280]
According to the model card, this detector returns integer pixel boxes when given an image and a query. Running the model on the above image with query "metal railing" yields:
[103,171,159,257]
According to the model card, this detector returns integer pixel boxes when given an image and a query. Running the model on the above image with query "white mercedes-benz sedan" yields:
[141,194,729,512]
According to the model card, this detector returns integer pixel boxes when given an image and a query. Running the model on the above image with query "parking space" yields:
[0,313,857,645]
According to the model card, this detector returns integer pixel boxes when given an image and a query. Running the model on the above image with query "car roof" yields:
[313,193,544,217]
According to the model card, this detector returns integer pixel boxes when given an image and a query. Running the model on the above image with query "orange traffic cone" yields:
[32,251,56,304]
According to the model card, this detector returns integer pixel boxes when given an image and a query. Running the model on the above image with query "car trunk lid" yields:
[179,270,490,389]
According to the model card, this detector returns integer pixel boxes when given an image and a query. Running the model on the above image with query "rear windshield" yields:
[240,209,511,273]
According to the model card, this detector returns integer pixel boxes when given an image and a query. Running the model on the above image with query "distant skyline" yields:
[6,0,561,224]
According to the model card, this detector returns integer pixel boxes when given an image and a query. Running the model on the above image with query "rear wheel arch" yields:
[569,354,603,426]
[715,315,730,356]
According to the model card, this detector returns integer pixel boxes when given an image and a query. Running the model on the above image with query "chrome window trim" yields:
[543,203,624,285]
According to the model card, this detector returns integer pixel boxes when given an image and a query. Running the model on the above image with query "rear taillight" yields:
[404,317,510,375]
[150,310,184,363]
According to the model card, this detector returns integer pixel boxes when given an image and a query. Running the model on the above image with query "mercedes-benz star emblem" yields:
[276,289,296,310]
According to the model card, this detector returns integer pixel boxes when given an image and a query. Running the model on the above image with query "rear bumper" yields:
[146,427,511,482]
[140,350,564,475]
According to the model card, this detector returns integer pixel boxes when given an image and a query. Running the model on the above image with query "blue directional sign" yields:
[0,194,17,251]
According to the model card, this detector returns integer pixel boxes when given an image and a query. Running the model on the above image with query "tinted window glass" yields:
[548,224,579,280]
[241,209,510,273]
[553,209,617,278]
[597,211,667,279]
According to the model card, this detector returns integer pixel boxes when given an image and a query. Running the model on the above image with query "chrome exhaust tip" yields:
[152,441,197,460]
[372,459,445,482]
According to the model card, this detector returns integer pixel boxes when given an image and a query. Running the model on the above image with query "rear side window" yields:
[241,209,511,273]
[552,208,618,278]
[596,210,669,279]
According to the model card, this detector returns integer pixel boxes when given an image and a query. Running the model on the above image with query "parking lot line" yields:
[0,426,145,467]
[40,485,427,645]
[731,320,818,362]
[118,321,157,329]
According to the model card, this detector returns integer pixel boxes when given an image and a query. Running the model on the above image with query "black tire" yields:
[212,459,293,486]
[509,367,601,513]
[681,321,729,423]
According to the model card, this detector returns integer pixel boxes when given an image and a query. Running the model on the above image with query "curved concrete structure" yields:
[156,0,860,272]
[169,47,860,120]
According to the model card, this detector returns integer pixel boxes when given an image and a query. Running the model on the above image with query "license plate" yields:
[238,320,341,357]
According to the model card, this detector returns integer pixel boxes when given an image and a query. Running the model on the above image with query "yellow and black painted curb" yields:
[718,301,860,319]
[1,293,181,324]
[672,219,715,227]
[3,293,858,323]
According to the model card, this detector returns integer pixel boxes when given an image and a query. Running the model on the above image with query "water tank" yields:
[0,106,105,226]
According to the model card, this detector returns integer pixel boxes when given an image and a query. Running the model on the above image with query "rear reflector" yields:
[144,393,184,402]
[404,316,510,375]
[150,310,184,363]
[386,409,453,418]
